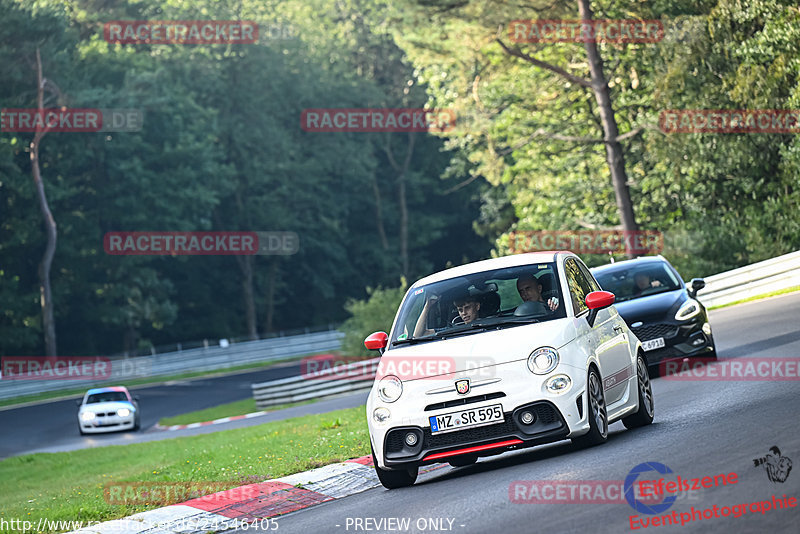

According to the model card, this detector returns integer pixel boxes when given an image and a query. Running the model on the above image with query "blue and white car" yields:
[364,251,654,488]
[77,386,140,434]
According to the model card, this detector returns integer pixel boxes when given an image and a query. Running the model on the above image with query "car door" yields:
[565,257,630,405]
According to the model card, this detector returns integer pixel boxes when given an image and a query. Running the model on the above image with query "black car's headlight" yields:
[675,298,701,321]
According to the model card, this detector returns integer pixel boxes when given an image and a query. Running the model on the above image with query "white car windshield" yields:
[86,392,128,404]
[391,263,566,346]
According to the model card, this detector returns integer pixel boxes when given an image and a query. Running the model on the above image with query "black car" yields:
[591,256,716,373]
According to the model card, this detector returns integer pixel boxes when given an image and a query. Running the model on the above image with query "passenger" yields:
[516,274,559,311]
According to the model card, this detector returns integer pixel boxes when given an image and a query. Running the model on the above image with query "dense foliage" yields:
[1,0,798,356]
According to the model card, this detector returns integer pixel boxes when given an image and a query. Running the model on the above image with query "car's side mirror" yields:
[585,291,615,327]
[688,278,705,297]
[133,395,140,402]
[364,331,389,354]
[75,400,82,407]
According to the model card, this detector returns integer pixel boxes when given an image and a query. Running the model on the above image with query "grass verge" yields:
[0,405,369,534]
[158,398,315,427]
[707,285,800,310]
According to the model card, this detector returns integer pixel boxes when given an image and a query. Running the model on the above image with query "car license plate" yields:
[429,404,504,433]
[641,337,665,351]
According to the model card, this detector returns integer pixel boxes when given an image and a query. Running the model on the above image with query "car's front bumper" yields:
[367,358,601,470]
[79,415,135,433]
[380,400,570,468]
[633,315,714,368]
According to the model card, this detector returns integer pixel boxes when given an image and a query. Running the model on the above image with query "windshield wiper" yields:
[471,317,540,328]
[392,336,436,346]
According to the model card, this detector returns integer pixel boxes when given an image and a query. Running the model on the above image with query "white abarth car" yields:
[77,386,140,434]
[364,251,653,488]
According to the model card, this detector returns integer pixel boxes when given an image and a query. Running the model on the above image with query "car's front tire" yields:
[707,336,718,361]
[572,367,608,448]
[622,354,655,429]
[372,447,417,489]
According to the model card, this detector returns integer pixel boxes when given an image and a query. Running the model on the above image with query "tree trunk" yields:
[263,259,278,334]
[239,254,258,340]
[31,47,58,356]
[371,176,389,250]
[383,132,416,278]
[577,0,639,257]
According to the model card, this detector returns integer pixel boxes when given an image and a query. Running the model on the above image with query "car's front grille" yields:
[424,392,506,412]
[532,402,558,425]
[423,415,516,449]
[385,430,406,453]
[632,323,679,341]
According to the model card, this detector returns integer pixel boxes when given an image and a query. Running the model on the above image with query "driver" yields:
[516,274,559,311]
[453,294,481,324]
[633,272,661,295]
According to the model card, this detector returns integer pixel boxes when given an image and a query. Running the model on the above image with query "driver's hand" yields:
[651,280,662,287]
[547,297,559,311]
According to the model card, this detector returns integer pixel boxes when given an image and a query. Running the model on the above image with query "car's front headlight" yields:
[527,347,560,375]
[675,298,701,321]
[80,411,96,421]
[544,374,572,394]
[377,375,403,403]
[372,407,391,423]
[117,408,131,417]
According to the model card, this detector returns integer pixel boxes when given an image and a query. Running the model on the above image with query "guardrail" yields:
[696,249,800,308]
[0,330,344,402]
[251,358,378,409]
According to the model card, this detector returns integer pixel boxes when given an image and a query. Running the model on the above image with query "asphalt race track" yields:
[245,293,800,534]
[0,361,366,458]
[2,293,799,533]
